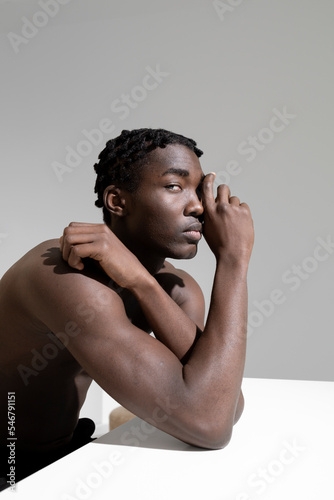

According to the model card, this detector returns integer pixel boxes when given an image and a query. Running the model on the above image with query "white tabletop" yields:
[2,377,334,499]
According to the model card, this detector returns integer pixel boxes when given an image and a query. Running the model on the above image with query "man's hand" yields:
[59,222,147,289]
[201,174,254,265]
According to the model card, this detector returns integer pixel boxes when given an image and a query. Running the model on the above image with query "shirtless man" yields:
[0,128,254,488]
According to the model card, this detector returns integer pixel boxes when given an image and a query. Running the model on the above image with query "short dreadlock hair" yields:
[94,128,203,225]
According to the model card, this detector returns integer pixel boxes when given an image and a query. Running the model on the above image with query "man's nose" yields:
[184,192,204,217]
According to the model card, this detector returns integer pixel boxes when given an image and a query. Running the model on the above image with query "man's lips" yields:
[184,222,203,233]
[183,222,203,241]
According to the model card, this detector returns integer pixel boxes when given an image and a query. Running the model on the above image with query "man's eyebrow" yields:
[161,168,189,177]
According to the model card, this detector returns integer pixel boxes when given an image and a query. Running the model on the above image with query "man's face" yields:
[124,144,205,260]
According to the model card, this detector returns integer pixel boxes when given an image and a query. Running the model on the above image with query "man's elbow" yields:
[185,419,234,450]
[193,397,244,449]
[234,390,245,424]
[202,428,233,450]
[200,429,233,450]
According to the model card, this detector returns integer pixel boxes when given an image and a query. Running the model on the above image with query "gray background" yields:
[1,0,333,426]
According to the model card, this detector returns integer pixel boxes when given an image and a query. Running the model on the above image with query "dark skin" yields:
[0,144,254,452]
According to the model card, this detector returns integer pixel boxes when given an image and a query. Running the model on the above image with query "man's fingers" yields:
[216,184,231,204]
[61,233,99,263]
[60,223,109,260]
[229,196,240,206]
[66,222,106,232]
[201,173,216,209]
[68,222,98,227]
[67,245,86,270]
[65,222,107,234]
[67,243,98,270]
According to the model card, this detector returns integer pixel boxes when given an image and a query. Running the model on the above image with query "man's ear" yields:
[103,185,128,218]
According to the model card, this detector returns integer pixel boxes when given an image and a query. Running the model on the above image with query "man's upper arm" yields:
[169,268,206,330]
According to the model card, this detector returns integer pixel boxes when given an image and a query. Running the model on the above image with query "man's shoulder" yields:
[3,239,73,290]
[1,238,60,289]
[156,261,204,305]
[4,239,127,334]
[3,238,62,275]
[19,238,109,283]
[1,238,114,311]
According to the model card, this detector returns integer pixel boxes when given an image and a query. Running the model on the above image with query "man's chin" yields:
[170,245,198,260]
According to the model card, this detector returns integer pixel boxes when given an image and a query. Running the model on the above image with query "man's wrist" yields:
[215,253,250,275]
[129,270,158,299]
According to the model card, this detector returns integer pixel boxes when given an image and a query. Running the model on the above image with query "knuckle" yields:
[64,234,77,246]
[217,202,229,213]
[101,239,108,251]
[71,245,80,256]
[64,234,74,243]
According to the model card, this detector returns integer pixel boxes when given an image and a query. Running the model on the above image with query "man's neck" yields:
[111,225,165,277]
[132,250,165,276]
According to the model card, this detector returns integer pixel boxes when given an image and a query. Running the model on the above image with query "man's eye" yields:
[166,184,182,192]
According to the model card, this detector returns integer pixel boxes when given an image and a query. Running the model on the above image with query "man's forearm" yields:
[131,258,248,446]
[182,259,248,437]
[132,272,200,360]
